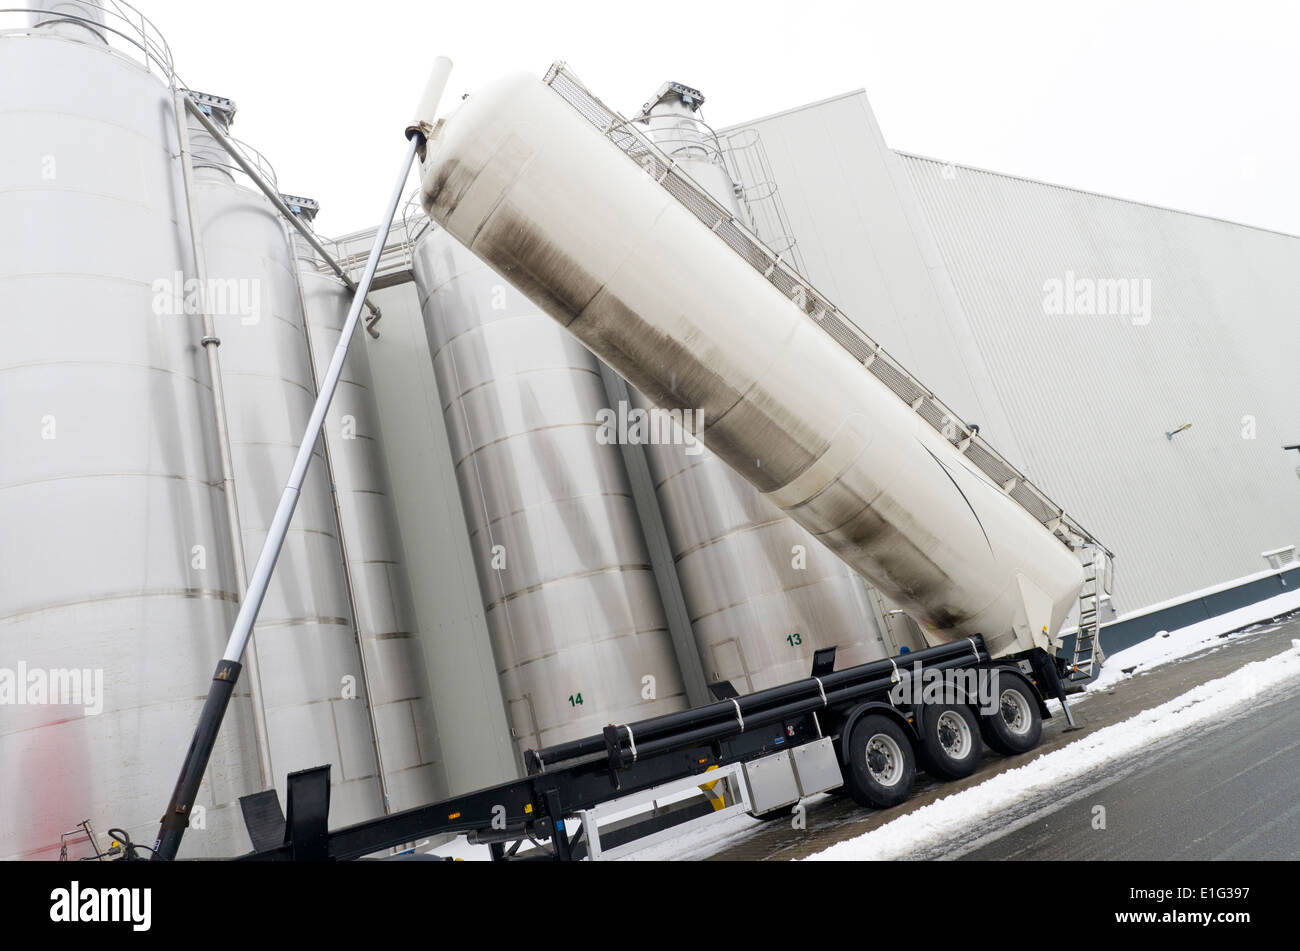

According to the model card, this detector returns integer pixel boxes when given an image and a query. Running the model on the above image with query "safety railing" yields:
[314,189,427,286]
[718,126,804,268]
[1,1,175,84]
[191,134,281,189]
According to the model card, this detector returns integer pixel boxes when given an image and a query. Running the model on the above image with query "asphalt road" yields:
[707,610,1300,861]
[961,677,1300,860]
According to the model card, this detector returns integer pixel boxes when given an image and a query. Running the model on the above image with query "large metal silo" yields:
[412,228,687,766]
[285,198,447,810]
[631,84,900,691]
[180,98,390,825]
[0,6,259,859]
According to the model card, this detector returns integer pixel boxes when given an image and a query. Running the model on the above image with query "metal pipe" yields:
[283,218,392,815]
[223,134,419,664]
[181,95,385,337]
[172,88,274,791]
[154,133,426,861]
[407,56,453,145]
[532,639,987,765]
[617,652,993,761]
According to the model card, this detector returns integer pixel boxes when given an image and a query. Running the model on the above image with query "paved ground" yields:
[962,676,1300,860]
[706,611,1300,861]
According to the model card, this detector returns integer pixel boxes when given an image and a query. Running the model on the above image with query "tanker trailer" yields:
[181,66,1119,860]
[414,66,1110,663]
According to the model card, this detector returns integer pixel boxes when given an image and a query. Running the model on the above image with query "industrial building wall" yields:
[899,153,1300,611]
[722,92,1028,471]
[724,93,1300,614]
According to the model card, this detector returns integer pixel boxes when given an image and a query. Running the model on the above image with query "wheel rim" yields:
[999,688,1032,736]
[936,710,972,759]
[864,732,905,787]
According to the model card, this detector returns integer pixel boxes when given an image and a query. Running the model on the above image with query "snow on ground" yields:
[624,811,768,861]
[805,639,1300,860]
[1087,587,1300,691]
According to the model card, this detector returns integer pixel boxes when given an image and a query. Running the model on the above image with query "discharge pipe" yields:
[527,638,988,770]
[152,58,453,861]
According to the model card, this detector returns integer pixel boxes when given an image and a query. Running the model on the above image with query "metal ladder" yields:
[1070,547,1106,680]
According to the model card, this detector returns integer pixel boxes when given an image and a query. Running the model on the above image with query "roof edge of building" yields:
[897,150,1300,241]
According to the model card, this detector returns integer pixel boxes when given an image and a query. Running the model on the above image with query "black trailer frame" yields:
[237,636,1071,861]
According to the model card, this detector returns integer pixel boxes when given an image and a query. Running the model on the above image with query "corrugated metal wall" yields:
[722,93,1028,470]
[723,89,1300,614]
[900,153,1300,610]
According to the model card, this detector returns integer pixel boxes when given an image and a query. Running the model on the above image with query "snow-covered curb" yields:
[1087,587,1300,691]
[804,641,1300,860]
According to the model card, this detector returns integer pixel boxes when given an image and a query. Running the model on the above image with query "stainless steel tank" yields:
[632,85,895,691]
[417,71,1086,658]
[412,227,688,765]
[182,100,387,825]
[286,199,447,810]
[0,8,258,859]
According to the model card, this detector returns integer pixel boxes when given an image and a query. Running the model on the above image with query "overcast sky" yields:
[143,0,1299,238]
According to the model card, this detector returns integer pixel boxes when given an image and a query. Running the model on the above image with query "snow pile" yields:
[625,811,765,861]
[1088,587,1300,691]
[805,640,1300,861]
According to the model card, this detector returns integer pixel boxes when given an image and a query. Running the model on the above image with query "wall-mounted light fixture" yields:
[1165,423,1192,441]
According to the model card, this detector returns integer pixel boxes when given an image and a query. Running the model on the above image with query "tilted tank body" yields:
[416,70,1086,658]
[412,226,688,766]
[630,83,897,690]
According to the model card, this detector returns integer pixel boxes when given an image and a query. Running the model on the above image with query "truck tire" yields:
[980,673,1043,756]
[916,702,983,780]
[843,714,915,809]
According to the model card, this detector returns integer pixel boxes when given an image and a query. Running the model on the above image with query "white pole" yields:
[154,60,452,860]
[221,135,420,665]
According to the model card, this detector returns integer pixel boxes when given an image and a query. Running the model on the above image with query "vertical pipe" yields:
[171,88,274,791]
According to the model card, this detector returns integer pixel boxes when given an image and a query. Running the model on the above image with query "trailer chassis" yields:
[236,636,1074,861]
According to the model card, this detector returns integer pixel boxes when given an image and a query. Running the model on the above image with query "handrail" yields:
[1,1,174,82]
[188,133,281,189]
[316,189,426,285]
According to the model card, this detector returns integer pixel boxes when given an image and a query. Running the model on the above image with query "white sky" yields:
[142,0,1300,238]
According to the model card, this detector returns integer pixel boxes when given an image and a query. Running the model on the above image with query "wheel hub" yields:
[864,732,904,786]
[999,689,1030,735]
[936,710,971,758]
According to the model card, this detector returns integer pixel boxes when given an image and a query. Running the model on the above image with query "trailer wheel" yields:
[916,702,983,780]
[980,674,1042,756]
[843,714,915,809]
